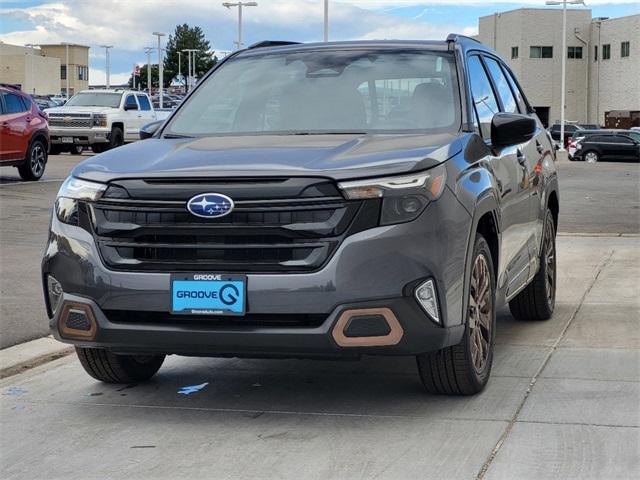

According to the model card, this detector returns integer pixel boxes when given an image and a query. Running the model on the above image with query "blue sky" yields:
[1,0,638,85]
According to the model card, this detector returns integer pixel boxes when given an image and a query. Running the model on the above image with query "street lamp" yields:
[25,43,37,94]
[182,49,199,92]
[222,2,258,50]
[144,47,153,92]
[177,51,183,90]
[545,0,586,157]
[152,32,166,108]
[324,0,329,42]
[61,42,70,100]
[99,45,113,89]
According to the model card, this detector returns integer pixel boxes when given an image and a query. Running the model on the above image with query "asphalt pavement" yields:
[1,154,639,479]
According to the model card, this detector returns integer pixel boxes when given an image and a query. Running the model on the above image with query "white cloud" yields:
[90,68,132,86]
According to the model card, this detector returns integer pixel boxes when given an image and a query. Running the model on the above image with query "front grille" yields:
[49,118,93,128]
[104,310,327,328]
[88,178,379,273]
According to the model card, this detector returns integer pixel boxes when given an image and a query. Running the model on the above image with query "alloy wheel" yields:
[543,217,556,307]
[468,253,492,373]
[585,151,598,163]
[30,144,45,177]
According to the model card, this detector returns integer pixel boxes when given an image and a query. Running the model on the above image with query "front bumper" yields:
[42,188,471,357]
[50,127,110,145]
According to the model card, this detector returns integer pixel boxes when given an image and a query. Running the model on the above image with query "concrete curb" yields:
[0,336,73,379]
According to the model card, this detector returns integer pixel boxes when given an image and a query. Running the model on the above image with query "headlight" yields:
[338,165,446,225]
[55,177,106,225]
[92,114,107,127]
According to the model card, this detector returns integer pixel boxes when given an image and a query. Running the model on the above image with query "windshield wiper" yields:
[291,132,367,136]
[163,133,195,139]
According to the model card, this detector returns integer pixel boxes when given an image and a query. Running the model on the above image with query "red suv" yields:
[0,85,50,181]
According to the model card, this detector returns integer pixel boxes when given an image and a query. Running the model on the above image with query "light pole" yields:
[222,2,258,50]
[182,49,198,92]
[545,0,585,156]
[177,51,183,90]
[25,43,36,94]
[324,0,329,42]
[144,47,153,92]
[99,45,113,89]
[152,32,166,108]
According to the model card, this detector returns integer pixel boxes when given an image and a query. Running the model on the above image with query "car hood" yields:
[46,106,118,115]
[73,133,465,183]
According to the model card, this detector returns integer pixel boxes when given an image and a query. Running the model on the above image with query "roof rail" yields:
[446,33,481,45]
[247,40,302,50]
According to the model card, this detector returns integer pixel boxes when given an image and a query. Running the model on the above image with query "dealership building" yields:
[477,9,640,127]
[0,42,89,97]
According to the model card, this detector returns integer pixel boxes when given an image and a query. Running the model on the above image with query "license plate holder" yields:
[61,137,74,144]
[171,273,246,316]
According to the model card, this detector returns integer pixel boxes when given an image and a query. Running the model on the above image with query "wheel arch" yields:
[28,129,50,157]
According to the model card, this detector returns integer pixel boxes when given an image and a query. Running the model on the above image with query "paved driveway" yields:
[1,234,638,479]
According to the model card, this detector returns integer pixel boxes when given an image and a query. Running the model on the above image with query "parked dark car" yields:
[573,131,640,162]
[0,85,49,180]
[549,123,583,147]
[43,35,559,395]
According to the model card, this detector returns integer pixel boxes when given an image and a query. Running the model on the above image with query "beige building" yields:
[38,43,90,97]
[0,42,60,95]
[0,42,89,97]
[477,9,640,127]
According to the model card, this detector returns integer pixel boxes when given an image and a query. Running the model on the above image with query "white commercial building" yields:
[477,9,640,127]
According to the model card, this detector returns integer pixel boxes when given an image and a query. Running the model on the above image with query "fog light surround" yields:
[415,279,440,324]
[47,275,64,316]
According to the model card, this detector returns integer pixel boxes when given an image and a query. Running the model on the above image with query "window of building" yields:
[76,65,88,81]
[530,46,553,58]
[568,46,583,59]
[602,44,611,60]
[621,41,630,58]
[594,45,598,61]
[484,57,518,114]
[467,55,500,139]
[137,95,151,111]
[60,65,67,80]
[511,46,519,59]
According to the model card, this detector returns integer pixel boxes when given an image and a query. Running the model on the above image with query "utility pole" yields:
[177,51,183,91]
[61,42,70,100]
[99,45,113,88]
[25,44,36,94]
[223,2,258,50]
[144,47,153,92]
[324,0,329,42]
[182,49,198,92]
[153,32,166,108]
[545,0,585,158]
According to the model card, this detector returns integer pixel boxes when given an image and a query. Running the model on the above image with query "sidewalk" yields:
[1,235,638,480]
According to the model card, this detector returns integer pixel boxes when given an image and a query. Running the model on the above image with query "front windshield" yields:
[166,49,461,136]
[65,92,122,108]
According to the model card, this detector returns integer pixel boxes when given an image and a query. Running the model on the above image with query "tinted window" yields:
[125,95,138,110]
[590,135,614,143]
[467,56,499,138]
[483,57,518,114]
[2,93,27,114]
[616,136,634,144]
[530,46,553,58]
[137,95,151,111]
[167,49,461,136]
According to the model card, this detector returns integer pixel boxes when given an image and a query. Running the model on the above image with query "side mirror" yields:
[140,120,164,140]
[491,112,537,148]
[124,104,138,111]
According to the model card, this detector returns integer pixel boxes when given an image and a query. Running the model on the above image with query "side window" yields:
[499,65,528,114]
[3,93,27,114]
[125,95,138,110]
[467,55,499,139]
[483,57,518,114]
[137,95,151,111]
[616,136,634,144]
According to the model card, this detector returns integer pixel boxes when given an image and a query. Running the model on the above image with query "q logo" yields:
[220,284,240,305]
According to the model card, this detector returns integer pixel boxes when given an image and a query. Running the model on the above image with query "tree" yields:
[164,24,217,87]
[128,64,160,90]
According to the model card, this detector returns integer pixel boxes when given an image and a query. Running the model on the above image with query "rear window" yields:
[167,49,461,136]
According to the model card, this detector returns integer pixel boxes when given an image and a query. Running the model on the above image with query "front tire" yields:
[75,347,165,383]
[509,209,556,321]
[416,234,496,395]
[18,139,47,181]
[108,126,124,150]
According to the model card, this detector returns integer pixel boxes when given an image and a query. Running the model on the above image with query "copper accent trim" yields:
[58,302,98,340]
[332,307,403,347]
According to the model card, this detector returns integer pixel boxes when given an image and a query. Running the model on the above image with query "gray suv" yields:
[43,35,559,395]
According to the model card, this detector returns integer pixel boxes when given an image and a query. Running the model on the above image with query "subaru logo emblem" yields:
[187,193,234,219]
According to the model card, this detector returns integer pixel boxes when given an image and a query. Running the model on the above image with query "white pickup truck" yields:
[46,89,170,154]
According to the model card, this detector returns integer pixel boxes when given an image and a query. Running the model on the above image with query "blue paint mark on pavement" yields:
[178,382,209,395]
[3,387,27,397]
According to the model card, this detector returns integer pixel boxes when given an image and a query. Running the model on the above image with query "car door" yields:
[0,91,30,161]
[613,134,639,160]
[136,94,156,135]
[122,94,142,141]
[467,54,532,295]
